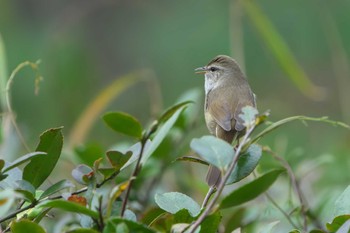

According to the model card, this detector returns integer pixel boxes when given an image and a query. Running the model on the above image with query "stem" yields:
[120,137,148,217]
[187,125,255,232]
[264,188,299,229]
[4,61,41,152]
[201,186,215,208]
[97,196,105,231]
[96,170,120,188]
[264,148,326,231]
[0,203,36,223]
[264,148,308,231]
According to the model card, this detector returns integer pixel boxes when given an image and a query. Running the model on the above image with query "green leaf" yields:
[190,135,234,171]
[158,101,192,124]
[334,185,350,217]
[176,156,209,166]
[327,215,350,232]
[139,207,165,225]
[0,174,8,182]
[336,220,350,233]
[220,169,284,209]
[103,112,143,139]
[116,102,190,170]
[0,165,21,187]
[141,103,189,164]
[67,229,100,233]
[175,88,202,129]
[39,180,74,200]
[98,168,116,179]
[199,211,221,233]
[238,106,259,127]
[11,219,46,233]
[116,223,129,233]
[173,209,195,224]
[0,159,5,171]
[71,164,93,184]
[224,208,246,233]
[106,150,132,170]
[23,127,63,188]
[106,218,156,233]
[15,180,36,202]
[124,209,137,222]
[308,230,326,233]
[259,221,280,233]
[32,208,51,223]
[120,141,151,170]
[38,200,99,218]
[226,144,262,184]
[155,192,201,217]
[3,152,46,173]
[106,180,131,218]
[74,143,104,167]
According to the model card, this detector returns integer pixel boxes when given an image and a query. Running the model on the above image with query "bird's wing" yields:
[233,102,246,131]
[207,89,234,132]
[233,91,256,131]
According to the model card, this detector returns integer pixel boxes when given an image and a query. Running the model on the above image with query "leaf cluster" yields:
[0,98,348,233]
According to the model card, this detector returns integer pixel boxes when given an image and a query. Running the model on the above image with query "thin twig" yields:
[201,186,215,208]
[49,187,88,200]
[187,125,256,232]
[97,196,105,231]
[264,191,299,229]
[264,148,324,231]
[4,61,42,152]
[120,137,148,217]
[264,148,308,231]
[0,202,36,224]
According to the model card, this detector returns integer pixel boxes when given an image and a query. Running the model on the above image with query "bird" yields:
[195,55,256,187]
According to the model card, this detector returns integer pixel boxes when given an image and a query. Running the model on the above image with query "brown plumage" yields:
[195,55,256,187]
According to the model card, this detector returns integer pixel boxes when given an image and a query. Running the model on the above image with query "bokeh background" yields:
[1,0,350,232]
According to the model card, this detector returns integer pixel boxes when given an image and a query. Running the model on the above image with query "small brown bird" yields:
[195,55,256,187]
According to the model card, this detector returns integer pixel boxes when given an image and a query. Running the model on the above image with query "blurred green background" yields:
[1,0,350,231]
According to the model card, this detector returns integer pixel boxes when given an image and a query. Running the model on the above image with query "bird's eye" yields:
[209,67,218,72]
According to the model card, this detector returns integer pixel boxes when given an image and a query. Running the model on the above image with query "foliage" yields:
[0,83,349,232]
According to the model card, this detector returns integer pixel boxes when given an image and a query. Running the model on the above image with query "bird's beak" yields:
[195,66,207,74]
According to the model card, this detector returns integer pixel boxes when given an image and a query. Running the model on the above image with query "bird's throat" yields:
[204,76,219,95]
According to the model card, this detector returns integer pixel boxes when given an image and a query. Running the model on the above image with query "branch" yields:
[120,136,148,217]
[264,191,299,229]
[264,148,324,231]
[187,125,256,232]
[264,148,308,231]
